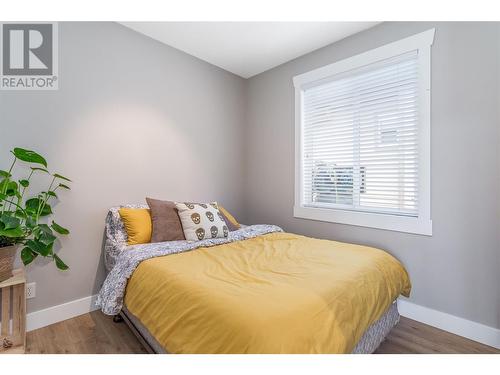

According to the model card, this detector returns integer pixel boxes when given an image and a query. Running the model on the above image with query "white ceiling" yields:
[121,22,379,78]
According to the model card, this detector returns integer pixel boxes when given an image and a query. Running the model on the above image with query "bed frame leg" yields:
[113,314,124,323]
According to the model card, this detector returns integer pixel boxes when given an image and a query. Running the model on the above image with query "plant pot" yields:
[0,245,17,283]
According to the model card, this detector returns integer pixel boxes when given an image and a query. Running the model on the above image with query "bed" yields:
[97,205,411,354]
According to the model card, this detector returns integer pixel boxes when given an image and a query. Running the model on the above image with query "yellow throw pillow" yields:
[118,208,152,245]
[218,206,241,229]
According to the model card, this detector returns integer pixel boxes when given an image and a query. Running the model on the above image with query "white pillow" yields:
[175,202,229,241]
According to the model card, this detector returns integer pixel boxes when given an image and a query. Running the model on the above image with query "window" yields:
[293,29,434,235]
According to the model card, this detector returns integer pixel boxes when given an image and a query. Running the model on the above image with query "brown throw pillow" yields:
[146,198,186,242]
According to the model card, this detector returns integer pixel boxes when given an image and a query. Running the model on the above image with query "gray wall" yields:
[0,22,247,313]
[244,22,500,329]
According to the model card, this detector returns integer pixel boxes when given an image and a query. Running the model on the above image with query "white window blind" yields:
[301,51,419,217]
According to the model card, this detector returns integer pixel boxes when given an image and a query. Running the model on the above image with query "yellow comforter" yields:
[124,232,411,353]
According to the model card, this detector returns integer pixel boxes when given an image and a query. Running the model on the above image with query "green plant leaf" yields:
[8,181,18,195]
[40,191,57,199]
[0,227,24,237]
[39,231,56,246]
[53,173,71,182]
[26,239,50,256]
[58,183,70,190]
[30,167,49,174]
[14,209,26,220]
[53,254,69,270]
[12,148,47,167]
[0,180,18,196]
[21,247,36,265]
[39,203,52,216]
[38,224,53,235]
[25,198,39,215]
[19,179,29,188]
[25,198,52,216]
[0,170,11,178]
[51,221,69,235]
[0,214,20,230]
[47,191,58,199]
[25,216,36,228]
[44,242,54,256]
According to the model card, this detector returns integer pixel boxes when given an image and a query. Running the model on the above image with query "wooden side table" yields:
[0,269,26,354]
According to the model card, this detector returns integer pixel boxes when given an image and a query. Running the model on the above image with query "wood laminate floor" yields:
[25,311,498,354]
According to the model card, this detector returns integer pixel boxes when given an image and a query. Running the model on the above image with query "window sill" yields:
[293,206,432,236]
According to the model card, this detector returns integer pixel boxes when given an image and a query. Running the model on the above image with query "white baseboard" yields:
[398,298,500,350]
[27,294,99,332]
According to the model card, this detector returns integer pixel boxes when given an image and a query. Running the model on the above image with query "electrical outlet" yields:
[26,282,36,299]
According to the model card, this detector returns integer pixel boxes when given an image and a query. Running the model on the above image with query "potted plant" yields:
[0,148,71,282]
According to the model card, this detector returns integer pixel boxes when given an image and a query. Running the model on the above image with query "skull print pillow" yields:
[175,202,229,241]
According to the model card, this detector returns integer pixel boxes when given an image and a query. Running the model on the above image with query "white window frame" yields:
[293,29,435,236]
